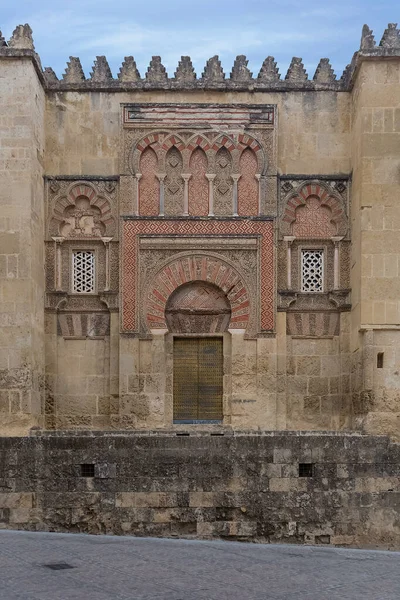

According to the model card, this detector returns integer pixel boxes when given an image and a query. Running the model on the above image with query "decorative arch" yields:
[238,147,258,215]
[139,147,159,215]
[161,133,186,152]
[237,132,266,174]
[50,182,115,238]
[146,255,250,331]
[186,133,212,153]
[281,182,347,237]
[130,131,166,174]
[212,133,237,153]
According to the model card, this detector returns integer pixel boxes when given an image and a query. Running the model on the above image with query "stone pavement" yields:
[1,531,400,600]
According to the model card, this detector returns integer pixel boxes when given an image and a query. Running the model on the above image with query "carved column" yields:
[206,174,216,216]
[133,173,142,216]
[332,236,344,290]
[283,236,295,289]
[255,174,262,215]
[231,174,241,216]
[101,237,113,291]
[181,173,191,216]
[52,237,64,291]
[156,173,167,216]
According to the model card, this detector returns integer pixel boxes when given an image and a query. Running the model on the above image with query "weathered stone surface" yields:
[285,57,308,82]
[8,24,34,50]
[174,56,196,82]
[230,55,252,81]
[63,57,85,82]
[0,432,399,549]
[118,56,141,82]
[258,56,280,82]
[380,23,400,49]
[145,56,167,82]
[90,56,113,82]
[313,58,336,83]
[202,56,225,82]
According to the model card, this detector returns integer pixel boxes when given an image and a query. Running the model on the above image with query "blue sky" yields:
[1,1,398,79]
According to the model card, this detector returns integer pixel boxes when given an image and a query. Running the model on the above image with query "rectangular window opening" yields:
[299,463,314,478]
[80,464,95,478]
[301,249,324,292]
[377,352,384,369]
[72,250,95,293]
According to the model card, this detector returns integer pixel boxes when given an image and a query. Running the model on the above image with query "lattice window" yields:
[301,250,324,292]
[72,251,95,293]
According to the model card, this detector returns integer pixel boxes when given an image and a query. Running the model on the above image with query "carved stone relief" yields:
[47,180,117,240]
[165,281,231,333]
[214,147,233,216]
[164,146,184,215]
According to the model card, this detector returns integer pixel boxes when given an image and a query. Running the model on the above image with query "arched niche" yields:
[165,281,231,333]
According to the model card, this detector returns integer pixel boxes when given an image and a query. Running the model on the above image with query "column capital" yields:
[231,174,241,182]
[101,237,113,245]
[51,236,65,244]
[283,236,296,245]
[181,173,192,182]
[156,173,167,182]
[331,236,344,245]
[134,172,142,181]
[205,173,216,181]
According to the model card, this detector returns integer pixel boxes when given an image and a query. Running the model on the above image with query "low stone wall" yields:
[0,431,399,549]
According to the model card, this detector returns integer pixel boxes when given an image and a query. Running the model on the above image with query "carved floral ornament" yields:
[129,130,267,176]
[49,182,116,239]
[280,182,348,238]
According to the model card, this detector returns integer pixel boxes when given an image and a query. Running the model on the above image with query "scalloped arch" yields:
[50,182,115,238]
[281,181,347,237]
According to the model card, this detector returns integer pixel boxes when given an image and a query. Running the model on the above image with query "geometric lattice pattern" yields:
[301,250,324,292]
[238,148,258,215]
[293,197,336,238]
[122,218,274,332]
[72,251,95,293]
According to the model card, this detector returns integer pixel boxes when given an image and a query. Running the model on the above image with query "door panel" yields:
[173,337,223,423]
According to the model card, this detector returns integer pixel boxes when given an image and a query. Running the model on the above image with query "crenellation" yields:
[258,56,280,82]
[313,58,336,84]
[230,55,252,81]
[379,23,400,49]
[43,67,58,83]
[118,56,141,82]
[146,56,167,83]
[174,56,196,82]
[285,57,308,82]
[360,24,376,50]
[7,23,34,50]
[202,55,225,82]
[0,21,399,493]
[90,55,113,82]
[63,56,86,82]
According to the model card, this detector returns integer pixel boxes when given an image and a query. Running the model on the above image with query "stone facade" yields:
[0,23,399,441]
[0,431,399,550]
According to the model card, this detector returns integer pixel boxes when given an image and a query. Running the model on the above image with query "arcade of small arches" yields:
[130,131,267,217]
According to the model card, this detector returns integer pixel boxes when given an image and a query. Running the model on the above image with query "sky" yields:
[1,1,398,80]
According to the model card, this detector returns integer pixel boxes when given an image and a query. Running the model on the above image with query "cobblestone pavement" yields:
[1,531,400,600]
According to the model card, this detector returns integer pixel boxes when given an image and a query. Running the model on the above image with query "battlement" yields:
[1,22,400,92]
